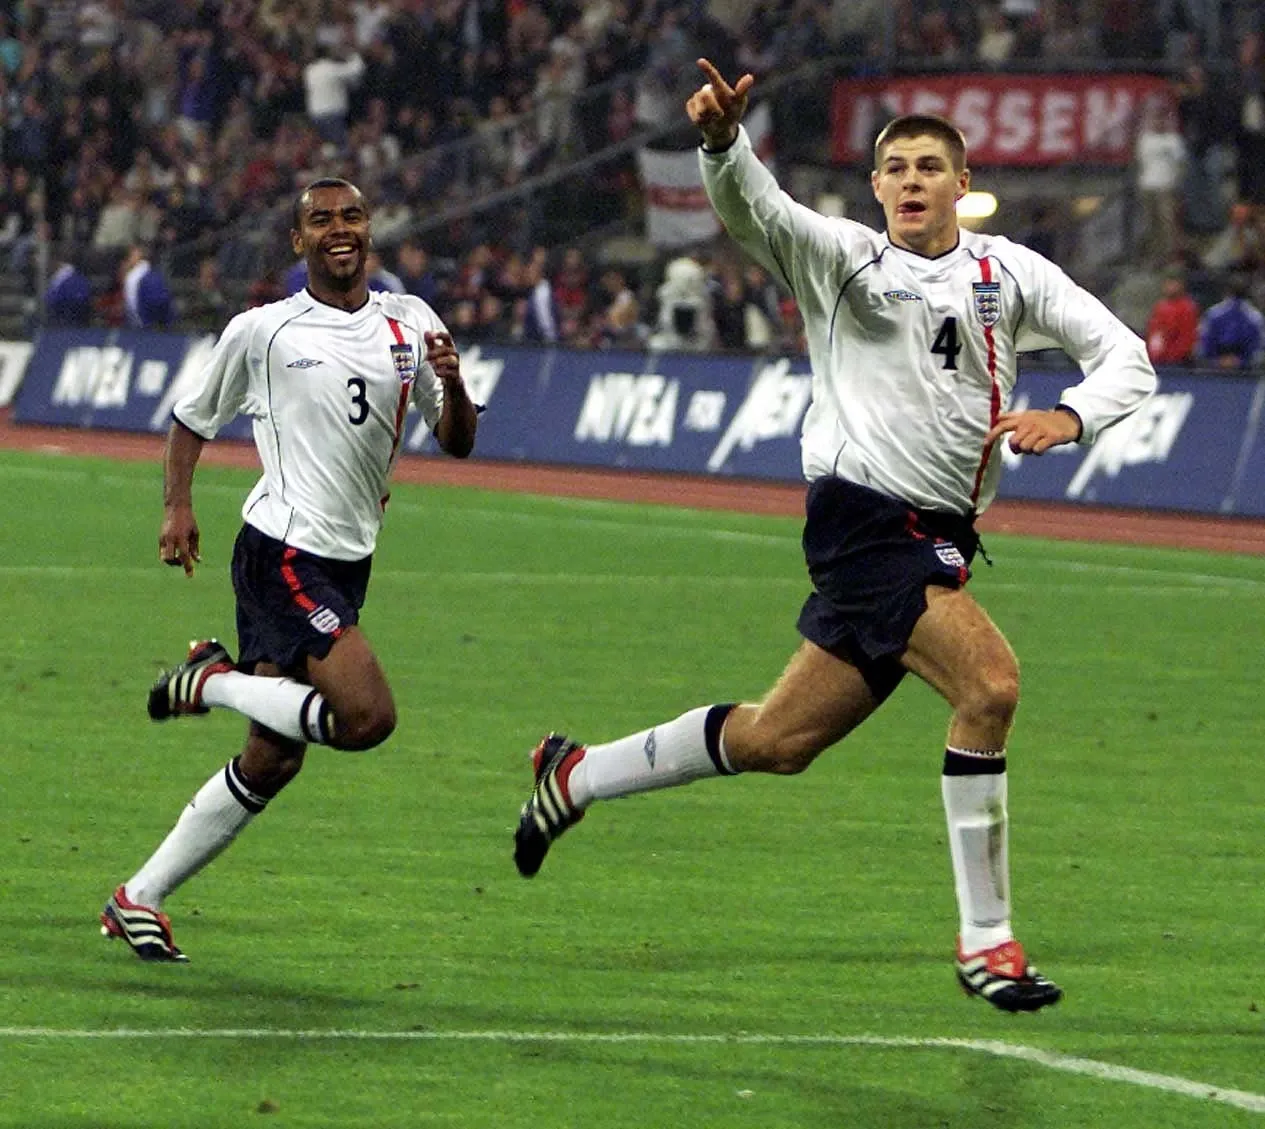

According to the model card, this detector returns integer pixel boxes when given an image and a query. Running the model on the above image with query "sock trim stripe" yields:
[943,747,1007,776]
[704,703,738,776]
[298,690,334,745]
[223,760,268,814]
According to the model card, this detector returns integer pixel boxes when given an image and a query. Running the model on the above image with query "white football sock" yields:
[568,705,735,807]
[202,671,333,744]
[125,759,267,909]
[941,748,1012,953]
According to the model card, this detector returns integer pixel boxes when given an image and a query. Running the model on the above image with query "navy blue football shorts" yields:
[230,523,372,676]
[796,476,980,701]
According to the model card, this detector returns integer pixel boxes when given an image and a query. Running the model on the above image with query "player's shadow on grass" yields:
[522,1043,968,1126]
[33,961,373,1014]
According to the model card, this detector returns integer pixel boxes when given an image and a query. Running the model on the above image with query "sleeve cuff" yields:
[171,411,215,441]
[1054,400,1091,446]
[699,125,744,156]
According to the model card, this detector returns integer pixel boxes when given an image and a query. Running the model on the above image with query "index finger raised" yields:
[697,58,732,99]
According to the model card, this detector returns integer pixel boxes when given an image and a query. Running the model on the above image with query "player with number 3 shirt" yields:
[100,178,478,962]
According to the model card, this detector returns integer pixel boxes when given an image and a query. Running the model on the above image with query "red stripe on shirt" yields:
[384,316,415,509]
[969,258,1001,508]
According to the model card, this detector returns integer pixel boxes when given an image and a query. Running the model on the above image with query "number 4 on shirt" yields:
[932,316,961,371]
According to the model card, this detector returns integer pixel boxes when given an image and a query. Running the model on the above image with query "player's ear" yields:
[870,169,881,200]
[290,229,303,256]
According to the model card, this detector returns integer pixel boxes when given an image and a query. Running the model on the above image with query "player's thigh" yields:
[725,639,883,771]
[303,626,395,722]
[900,585,1018,712]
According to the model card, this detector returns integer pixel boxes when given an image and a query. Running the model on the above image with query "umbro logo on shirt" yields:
[286,358,324,368]
[883,289,923,302]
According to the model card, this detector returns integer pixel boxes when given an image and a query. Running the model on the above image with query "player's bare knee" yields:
[960,667,1020,730]
[332,702,397,750]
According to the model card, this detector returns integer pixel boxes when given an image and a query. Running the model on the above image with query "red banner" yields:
[831,74,1174,166]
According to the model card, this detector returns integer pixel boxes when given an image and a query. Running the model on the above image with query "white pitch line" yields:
[0,1028,1260,1114]
[0,563,1252,596]
[0,563,1255,596]
[1028,557,1265,589]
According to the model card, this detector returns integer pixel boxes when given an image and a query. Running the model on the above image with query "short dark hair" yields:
[292,178,364,229]
[874,115,968,172]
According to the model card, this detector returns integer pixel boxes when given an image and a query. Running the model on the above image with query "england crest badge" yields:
[972,281,1001,328]
[390,342,416,383]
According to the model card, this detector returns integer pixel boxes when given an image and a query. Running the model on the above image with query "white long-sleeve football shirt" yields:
[701,126,1157,514]
[173,289,447,560]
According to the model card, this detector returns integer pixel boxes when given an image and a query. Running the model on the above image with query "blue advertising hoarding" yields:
[12,328,1265,517]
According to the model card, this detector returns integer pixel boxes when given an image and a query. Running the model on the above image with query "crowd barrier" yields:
[7,330,1264,517]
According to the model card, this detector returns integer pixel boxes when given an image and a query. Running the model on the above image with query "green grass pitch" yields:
[0,447,1262,1128]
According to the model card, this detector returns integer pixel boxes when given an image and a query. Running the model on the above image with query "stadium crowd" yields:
[3,1,1264,367]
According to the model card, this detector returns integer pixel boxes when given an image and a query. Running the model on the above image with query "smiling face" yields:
[290,182,371,306]
[871,133,969,258]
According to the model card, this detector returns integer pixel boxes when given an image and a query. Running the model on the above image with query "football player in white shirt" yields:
[101,178,479,961]
[513,61,1157,1012]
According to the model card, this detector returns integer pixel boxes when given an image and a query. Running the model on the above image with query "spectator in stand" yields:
[1233,32,1265,210]
[92,186,143,250]
[648,255,717,352]
[1196,275,1265,369]
[1202,202,1265,274]
[1041,0,1098,61]
[1134,98,1186,266]
[711,263,749,350]
[175,44,218,146]
[553,246,591,331]
[595,267,642,348]
[0,165,38,269]
[775,294,807,355]
[367,183,414,246]
[57,183,101,247]
[975,4,1015,67]
[44,259,94,327]
[245,267,284,309]
[1175,63,1235,237]
[303,36,365,151]
[1016,203,1060,262]
[521,254,560,343]
[396,241,441,309]
[284,259,309,296]
[1100,0,1164,61]
[121,244,173,329]
[183,256,230,334]
[366,249,406,293]
[1145,272,1200,365]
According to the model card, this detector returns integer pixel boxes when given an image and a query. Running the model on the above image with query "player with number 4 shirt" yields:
[511,60,1156,1013]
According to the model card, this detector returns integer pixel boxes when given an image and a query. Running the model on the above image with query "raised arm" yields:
[690,59,870,303]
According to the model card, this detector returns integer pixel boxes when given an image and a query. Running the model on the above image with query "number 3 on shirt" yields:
[931,316,961,371]
[347,377,369,424]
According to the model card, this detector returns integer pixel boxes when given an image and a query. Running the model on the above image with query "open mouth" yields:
[897,201,927,217]
[323,242,360,263]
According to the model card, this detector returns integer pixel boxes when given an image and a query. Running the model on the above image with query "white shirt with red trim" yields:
[172,289,447,560]
[700,126,1156,514]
